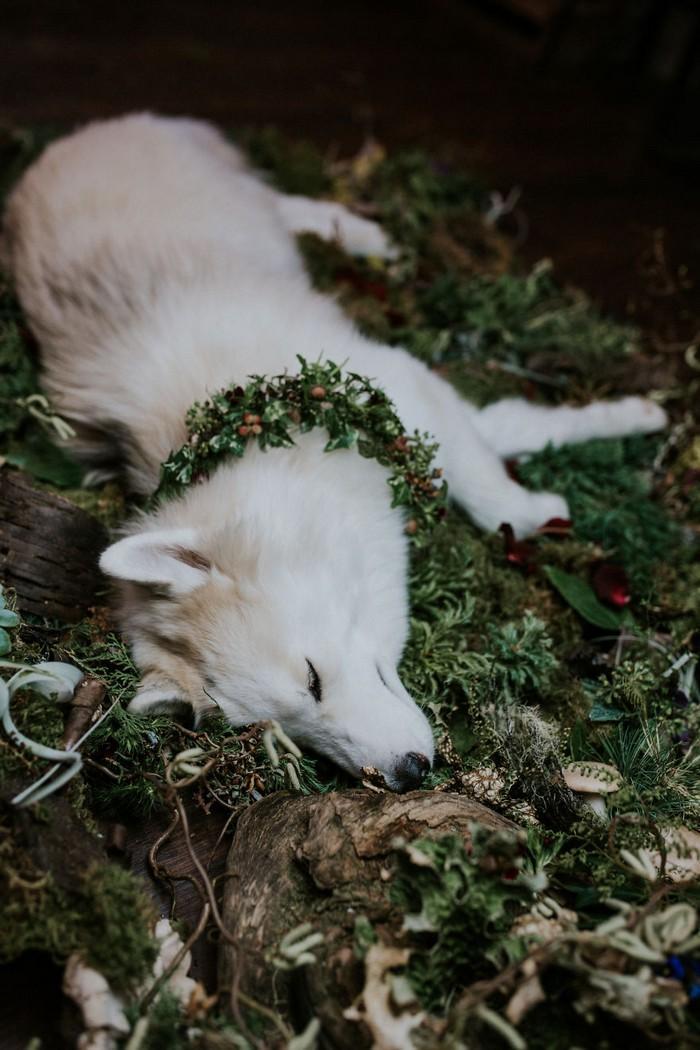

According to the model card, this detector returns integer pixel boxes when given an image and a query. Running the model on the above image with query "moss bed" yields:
[1,126,699,1048]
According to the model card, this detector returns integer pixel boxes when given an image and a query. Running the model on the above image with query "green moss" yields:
[415,264,637,374]
[0,124,59,204]
[239,126,330,197]
[391,829,535,1013]
[0,688,65,784]
[53,481,127,528]
[77,862,158,990]
[367,150,484,247]
[134,991,190,1050]
[0,844,157,994]
[0,282,37,440]
[132,991,188,1050]
[484,611,559,703]
[518,435,679,590]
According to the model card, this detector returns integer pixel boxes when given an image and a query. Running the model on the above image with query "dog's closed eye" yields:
[306,659,322,703]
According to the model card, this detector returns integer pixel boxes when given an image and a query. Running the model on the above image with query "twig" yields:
[160,750,286,1046]
[82,755,121,781]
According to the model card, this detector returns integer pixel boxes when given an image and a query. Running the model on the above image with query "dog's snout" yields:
[394,751,431,792]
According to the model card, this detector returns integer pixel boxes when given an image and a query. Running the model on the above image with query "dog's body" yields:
[3,114,667,789]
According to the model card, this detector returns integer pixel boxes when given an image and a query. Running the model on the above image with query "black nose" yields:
[394,751,431,792]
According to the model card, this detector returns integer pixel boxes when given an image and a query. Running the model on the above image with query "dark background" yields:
[1,0,700,326]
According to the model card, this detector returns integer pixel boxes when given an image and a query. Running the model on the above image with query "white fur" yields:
[2,114,668,788]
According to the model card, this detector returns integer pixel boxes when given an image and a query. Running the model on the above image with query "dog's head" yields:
[100,522,434,791]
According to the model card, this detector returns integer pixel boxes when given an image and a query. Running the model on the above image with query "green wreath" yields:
[155,356,447,541]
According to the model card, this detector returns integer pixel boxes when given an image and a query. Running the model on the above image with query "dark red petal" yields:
[499,523,538,572]
[335,267,388,301]
[681,468,700,495]
[592,563,631,607]
[537,517,573,536]
[505,458,521,482]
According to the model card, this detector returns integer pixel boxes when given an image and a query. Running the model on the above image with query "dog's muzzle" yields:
[393,751,431,792]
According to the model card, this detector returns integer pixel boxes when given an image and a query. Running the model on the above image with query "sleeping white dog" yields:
[2,114,666,791]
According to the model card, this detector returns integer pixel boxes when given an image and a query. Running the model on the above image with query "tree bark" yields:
[0,469,107,621]
[219,789,516,1048]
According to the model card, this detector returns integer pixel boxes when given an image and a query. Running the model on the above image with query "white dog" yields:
[2,114,666,790]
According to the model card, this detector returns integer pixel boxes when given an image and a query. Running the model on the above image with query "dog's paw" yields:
[332,208,397,259]
[613,397,668,435]
[506,490,570,539]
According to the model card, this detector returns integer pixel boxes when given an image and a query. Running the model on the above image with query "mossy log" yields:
[219,789,516,1048]
[0,469,107,621]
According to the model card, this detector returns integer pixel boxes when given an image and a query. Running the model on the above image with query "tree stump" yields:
[219,789,517,1048]
[0,469,107,621]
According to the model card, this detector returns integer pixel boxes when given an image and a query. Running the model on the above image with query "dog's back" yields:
[3,115,334,487]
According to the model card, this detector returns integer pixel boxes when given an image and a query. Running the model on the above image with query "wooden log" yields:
[219,789,517,1048]
[0,468,108,621]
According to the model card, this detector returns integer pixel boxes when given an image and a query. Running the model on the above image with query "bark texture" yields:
[219,789,516,1048]
[0,470,107,620]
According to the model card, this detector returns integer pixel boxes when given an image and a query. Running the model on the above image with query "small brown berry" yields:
[238,424,250,437]
[243,412,261,425]
[251,424,263,435]
[310,385,327,399]
[405,519,418,535]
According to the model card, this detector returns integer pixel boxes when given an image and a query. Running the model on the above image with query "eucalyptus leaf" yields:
[0,628,10,656]
[543,565,631,630]
[0,609,20,628]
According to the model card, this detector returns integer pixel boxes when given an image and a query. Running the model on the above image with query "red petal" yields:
[336,267,388,301]
[681,468,700,495]
[499,523,538,572]
[504,458,520,482]
[592,563,631,607]
[536,517,573,536]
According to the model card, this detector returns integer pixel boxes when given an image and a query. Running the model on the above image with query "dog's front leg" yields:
[364,347,569,537]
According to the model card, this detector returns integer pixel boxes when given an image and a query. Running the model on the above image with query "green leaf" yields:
[325,428,359,452]
[0,628,10,655]
[262,399,290,423]
[543,565,631,630]
[588,702,627,722]
[5,431,83,487]
[0,609,20,628]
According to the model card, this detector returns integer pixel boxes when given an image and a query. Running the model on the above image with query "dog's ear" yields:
[99,528,212,594]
